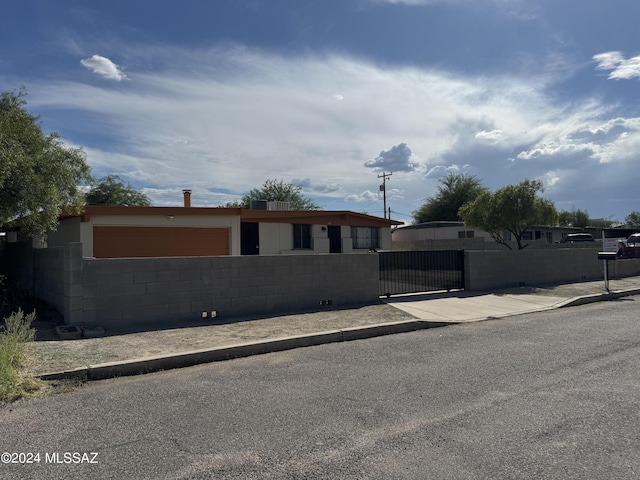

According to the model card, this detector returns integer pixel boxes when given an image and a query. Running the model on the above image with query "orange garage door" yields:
[93,226,230,258]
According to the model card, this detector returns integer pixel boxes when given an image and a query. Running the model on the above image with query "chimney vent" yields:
[182,189,192,208]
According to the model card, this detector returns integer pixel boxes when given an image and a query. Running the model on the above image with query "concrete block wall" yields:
[1,242,83,323]
[393,238,488,251]
[5,240,640,329]
[33,243,84,323]
[610,256,640,278]
[81,253,380,329]
[393,238,603,252]
[465,248,640,291]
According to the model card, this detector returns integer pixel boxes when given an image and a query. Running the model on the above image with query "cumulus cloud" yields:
[593,51,640,80]
[517,117,640,165]
[425,164,462,178]
[24,45,640,219]
[345,190,380,202]
[80,54,127,81]
[516,143,595,161]
[364,143,420,172]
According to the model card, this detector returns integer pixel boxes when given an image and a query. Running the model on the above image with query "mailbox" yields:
[597,252,617,292]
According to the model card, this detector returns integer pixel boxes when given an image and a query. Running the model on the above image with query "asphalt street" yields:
[1,296,639,479]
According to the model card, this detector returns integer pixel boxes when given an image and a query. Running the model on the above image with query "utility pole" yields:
[378,172,392,219]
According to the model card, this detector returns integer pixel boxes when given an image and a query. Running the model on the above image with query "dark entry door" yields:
[328,225,342,253]
[241,222,259,255]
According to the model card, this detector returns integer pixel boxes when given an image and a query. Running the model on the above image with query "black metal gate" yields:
[379,250,465,296]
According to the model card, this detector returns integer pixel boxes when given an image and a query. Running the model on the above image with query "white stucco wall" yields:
[392,225,493,242]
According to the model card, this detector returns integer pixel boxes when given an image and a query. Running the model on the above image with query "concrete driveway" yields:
[384,290,569,322]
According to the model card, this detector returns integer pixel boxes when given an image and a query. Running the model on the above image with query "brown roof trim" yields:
[59,205,242,221]
[239,209,402,227]
[58,205,402,227]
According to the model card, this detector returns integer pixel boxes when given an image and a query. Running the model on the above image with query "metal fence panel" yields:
[379,250,464,296]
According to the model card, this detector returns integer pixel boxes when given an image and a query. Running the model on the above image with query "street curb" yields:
[558,288,640,308]
[37,320,452,381]
[37,287,640,382]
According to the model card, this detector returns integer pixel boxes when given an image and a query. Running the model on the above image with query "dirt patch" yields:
[26,304,418,376]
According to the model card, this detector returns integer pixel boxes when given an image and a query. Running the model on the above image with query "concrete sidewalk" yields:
[29,276,640,381]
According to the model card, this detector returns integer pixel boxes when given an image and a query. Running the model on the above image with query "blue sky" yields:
[2,0,640,223]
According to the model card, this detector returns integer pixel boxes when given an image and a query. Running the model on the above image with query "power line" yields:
[389,209,412,219]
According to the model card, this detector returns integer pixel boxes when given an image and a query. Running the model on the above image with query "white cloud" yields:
[25,45,640,219]
[345,190,380,202]
[425,164,462,178]
[292,178,341,194]
[516,117,640,164]
[593,51,640,80]
[474,129,503,142]
[80,54,127,81]
[141,187,238,207]
[364,143,421,172]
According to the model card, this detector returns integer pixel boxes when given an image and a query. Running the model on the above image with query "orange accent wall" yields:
[93,226,230,258]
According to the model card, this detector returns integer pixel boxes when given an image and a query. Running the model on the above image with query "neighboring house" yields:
[392,221,588,250]
[45,191,401,258]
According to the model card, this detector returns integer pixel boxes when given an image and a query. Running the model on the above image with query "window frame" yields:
[351,227,380,250]
[293,224,312,249]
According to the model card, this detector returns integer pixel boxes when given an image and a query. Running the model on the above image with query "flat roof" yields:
[60,206,402,228]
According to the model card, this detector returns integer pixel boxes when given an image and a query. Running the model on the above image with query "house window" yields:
[503,231,512,241]
[458,231,466,239]
[351,227,379,250]
[522,231,533,241]
[546,232,553,243]
[535,230,541,240]
[293,224,311,249]
[466,230,474,238]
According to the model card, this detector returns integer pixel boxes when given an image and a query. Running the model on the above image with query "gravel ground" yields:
[24,303,416,376]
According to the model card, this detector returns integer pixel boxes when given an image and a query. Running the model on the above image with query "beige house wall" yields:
[258,223,291,255]
[393,225,494,242]
[258,224,390,255]
[50,214,242,257]
[393,225,584,248]
[49,215,394,258]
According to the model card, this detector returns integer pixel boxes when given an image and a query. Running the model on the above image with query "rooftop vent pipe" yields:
[182,189,192,208]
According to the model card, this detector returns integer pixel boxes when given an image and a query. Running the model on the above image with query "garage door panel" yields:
[93,226,230,258]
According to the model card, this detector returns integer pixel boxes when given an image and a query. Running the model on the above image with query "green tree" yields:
[558,208,589,229]
[238,179,321,210]
[86,174,151,206]
[459,179,558,250]
[625,211,640,227]
[412,173,486,223]
[0,89,91,239]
